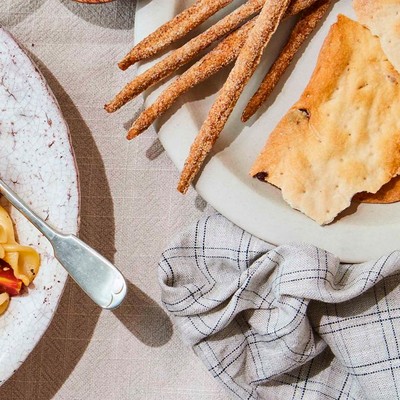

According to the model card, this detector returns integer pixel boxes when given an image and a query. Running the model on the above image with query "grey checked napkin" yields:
[158,213,400,400]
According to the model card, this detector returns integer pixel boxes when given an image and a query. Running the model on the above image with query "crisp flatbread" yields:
[354,0,400,73]
[353,0,400,204]
[251,15,400,225]
[355,176,400,203]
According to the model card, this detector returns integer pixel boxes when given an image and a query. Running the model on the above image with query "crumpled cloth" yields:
[158,213,400,400]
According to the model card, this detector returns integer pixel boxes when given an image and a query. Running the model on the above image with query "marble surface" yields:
[0,0,227,399]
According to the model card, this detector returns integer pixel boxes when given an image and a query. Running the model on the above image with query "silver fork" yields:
[0,178,127,309]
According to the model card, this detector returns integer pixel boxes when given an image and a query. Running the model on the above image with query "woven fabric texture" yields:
[160,214,400,400]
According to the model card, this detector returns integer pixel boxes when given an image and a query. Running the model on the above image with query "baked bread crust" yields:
[354,0,400,73]
[251,15,400,225]
[353,0,400,203]
[354,176,400,204]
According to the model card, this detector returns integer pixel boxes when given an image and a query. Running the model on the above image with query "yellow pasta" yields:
[0,205,40,315]
[0,293,10,315]
[2,244,40,286]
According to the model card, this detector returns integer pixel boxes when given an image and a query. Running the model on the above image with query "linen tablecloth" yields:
[0,1,226,398]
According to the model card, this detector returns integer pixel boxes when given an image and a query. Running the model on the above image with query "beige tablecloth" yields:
[0,1,226,398]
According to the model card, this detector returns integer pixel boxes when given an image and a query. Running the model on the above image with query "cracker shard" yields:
[354,0,400,73]
[250,15,400,225]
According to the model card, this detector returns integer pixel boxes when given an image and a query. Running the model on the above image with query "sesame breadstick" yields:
[105,0,266,113]
[287,0,319,16]
[105,0,316,114]
[177,0,292,194]
[119,0,234,70]
[119,0,318,70]
[127,20,256,140]
[126,0,322,136]
[242,0,331,122]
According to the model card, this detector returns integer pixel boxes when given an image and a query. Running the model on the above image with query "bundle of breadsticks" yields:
[105,0,331,193]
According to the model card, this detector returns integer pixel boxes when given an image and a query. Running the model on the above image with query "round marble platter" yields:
[0,28,79,385]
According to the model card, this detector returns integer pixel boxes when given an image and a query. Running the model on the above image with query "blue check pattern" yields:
[159,214,400,399]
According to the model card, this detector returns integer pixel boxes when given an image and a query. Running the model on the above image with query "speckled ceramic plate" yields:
[0,28,79,385]
[135,0,400,263]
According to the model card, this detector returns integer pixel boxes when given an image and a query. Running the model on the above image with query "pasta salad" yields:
[0,206,40,315]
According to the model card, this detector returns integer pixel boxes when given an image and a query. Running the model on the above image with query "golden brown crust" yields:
[354,0,400,77]
[286,0,319,16]
[354,176,400,204]
[105,0,320,114]
[127,20,255,140]
[352,0,400,204]
[251,15,400,224]
[118,0,318,71]
[105,0,267,113]
[118,0,233,70]
[242,0,331,122]
[177,0,292,194]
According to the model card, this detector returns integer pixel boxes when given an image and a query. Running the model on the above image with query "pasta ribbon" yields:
[0,206,40,315]
[0,292,10,315]
[2,244,40,286]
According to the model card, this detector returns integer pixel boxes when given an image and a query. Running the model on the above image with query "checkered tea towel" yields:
[158,213,400,400]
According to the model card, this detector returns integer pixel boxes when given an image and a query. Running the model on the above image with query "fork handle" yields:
[51,233,127,309]
[0,179,58,241]
[0,179,127,309]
